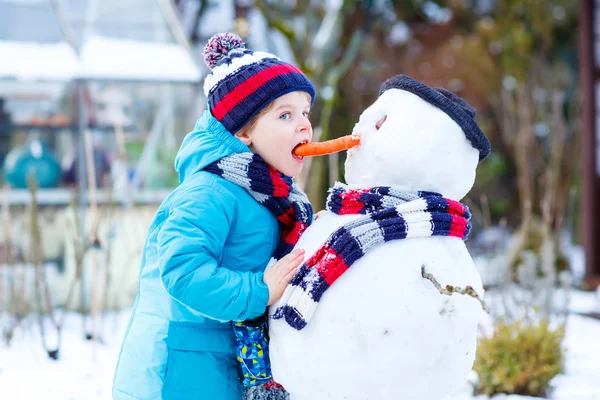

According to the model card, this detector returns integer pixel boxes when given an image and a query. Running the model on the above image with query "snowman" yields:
[267,75,491,400]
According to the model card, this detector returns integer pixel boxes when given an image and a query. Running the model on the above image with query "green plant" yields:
[474,318,565,397]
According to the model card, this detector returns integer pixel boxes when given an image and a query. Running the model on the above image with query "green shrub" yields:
[474,318,565,397]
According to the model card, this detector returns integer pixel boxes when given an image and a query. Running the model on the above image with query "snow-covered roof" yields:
[77,36,201,83]
[0,37,202,84]
[0,40,80,82]
[0,0,202,84]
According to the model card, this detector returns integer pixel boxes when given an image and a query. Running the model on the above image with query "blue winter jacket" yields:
[112,111,279,400]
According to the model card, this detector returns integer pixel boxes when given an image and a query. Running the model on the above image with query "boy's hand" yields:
[264,249,305,306]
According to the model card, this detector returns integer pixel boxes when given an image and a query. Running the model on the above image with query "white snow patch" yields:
[78,36,202,83]
[0,311,131,400]
[0,40,80,81]
[0,294,599,399]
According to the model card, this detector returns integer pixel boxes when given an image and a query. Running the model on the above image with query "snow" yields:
[0,40,80,81]
[0,311,131,400]
[0,36,203,84]
[444,310,600,400]
[78,36,202,83]
[0,291,598,399]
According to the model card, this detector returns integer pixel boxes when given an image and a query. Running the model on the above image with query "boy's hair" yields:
[202,32,315,134]
[237,101,275,138]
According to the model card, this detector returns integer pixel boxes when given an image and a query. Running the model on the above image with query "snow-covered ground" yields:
[0,311,130,400]
[1,291,599,400]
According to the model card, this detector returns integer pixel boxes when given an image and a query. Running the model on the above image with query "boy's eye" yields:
[302,111,310,118]
[279,112,291,120]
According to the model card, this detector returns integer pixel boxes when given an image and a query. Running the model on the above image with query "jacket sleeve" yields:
[157,185,270,322]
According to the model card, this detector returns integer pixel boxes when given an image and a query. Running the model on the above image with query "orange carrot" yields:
[293,135,360,157]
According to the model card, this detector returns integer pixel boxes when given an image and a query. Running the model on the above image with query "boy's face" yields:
[236,91,312,177]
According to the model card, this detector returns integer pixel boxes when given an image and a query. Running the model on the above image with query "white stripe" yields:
[395,197,428,214]
[278,267,320,324]
[404,213,433,238]
[251,191,270,204]
[285,285,318,324]
[387,187,420,202]
[349,220,385,248]
[221,170,252,189]
[219,158,252,189]
[203,51,279,95]
[381,196,403,208]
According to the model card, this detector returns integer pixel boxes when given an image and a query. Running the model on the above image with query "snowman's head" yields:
[345,75,490,200]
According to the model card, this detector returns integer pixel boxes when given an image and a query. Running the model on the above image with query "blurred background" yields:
[0,0,599,399]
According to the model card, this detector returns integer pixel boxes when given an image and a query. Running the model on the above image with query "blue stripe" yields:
[418,190,441,198]
[309,276,330,302]
[289,261,330,303]
[326,227,364,273]
[374,208,408,241]
[290,265,312,287]
[246,155,273,195]
[358,191,381,213]
[219,72,314,133]
[263,197,288,216]
[208,58,278,100]
[329,227,358,256]
[429,211,453,236]
[203,161,224,177]
[421,194,446,212]
[275,241,295,259]
[464,222,472,239]
[289,263,329,303]
[463,204,472,219]
[326,186,345,214]
[372,186,391,198]
[272,305,307,330]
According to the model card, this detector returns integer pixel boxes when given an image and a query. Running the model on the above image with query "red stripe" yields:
[277,207,295,228]
[269,168,290,198]
[450,214,468,238]
[446,199,466,216]
[211,64,303,120]
[306,246,327,267]
[315,248,349,285]
[339,189,368,215]
[284,222,307,246]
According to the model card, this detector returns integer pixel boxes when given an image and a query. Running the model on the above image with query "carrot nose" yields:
[292,135,361,157]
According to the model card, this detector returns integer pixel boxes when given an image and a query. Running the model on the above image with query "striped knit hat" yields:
[202,33,316,134]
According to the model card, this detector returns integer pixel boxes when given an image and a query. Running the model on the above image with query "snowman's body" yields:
[268,78,489,400]
[269,213,482,400]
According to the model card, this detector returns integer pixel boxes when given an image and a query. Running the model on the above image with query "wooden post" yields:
[579,0,600,289]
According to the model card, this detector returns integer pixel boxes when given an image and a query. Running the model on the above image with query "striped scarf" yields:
[272,183,471,331]
[205,152,313,260]
[204,152,312,396]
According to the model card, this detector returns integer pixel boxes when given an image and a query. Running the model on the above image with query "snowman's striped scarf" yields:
[272,183,471,331]
[205,152,313,260]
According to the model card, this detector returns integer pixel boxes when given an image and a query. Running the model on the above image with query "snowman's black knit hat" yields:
[379,75,491,161]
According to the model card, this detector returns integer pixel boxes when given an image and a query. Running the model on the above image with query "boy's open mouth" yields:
[292,140,308,161]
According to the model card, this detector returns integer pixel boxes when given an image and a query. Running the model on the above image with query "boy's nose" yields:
[297,117,311,133]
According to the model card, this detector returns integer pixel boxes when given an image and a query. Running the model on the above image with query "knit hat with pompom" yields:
[202,32,315,134]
